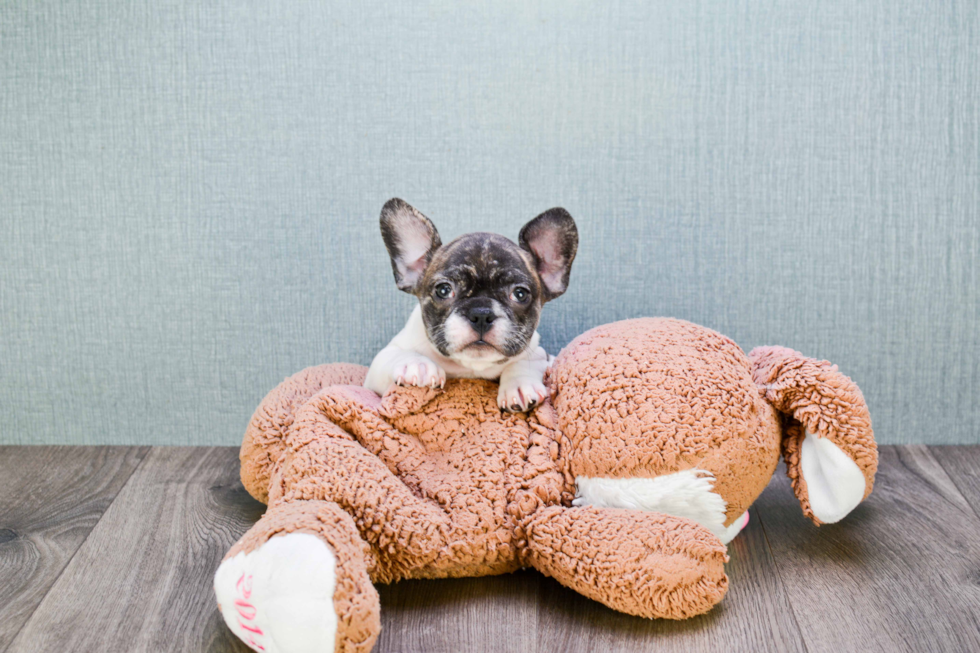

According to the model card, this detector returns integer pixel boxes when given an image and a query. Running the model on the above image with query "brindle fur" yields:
[379,198,578,361]
[420,233,542,357]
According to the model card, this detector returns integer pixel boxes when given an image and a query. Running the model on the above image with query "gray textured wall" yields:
[2,1,977,445]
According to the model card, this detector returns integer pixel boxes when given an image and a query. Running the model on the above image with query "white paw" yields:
[393,355,446,389]
[497,377,548,412]
[214,533,338,653]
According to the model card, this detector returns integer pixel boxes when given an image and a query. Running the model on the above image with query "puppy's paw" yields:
[498,378,548,413]
[393,355,446,389]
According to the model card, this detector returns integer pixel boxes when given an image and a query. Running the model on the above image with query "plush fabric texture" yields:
[241,363,369,505]
[524,505,729,619]
[749,345,878,524]
[548,318,785,527]
[220,318,877,651]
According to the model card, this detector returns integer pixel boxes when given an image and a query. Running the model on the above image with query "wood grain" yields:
[753,445,980,653]
[6,447,265,653]
[0,446,148,652]
[6,445,980,652]
[533,507,806,653]
[376,570,540,653]
[930,445,980,519]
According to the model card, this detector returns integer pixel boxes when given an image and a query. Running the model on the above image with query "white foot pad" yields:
[800,430,866,524]
[214,533,338,653]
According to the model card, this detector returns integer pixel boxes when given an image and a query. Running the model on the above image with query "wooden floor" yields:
[1,446,979,652]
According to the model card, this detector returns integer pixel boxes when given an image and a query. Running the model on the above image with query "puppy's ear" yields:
[380,198,442,293]
[519,208,578,301]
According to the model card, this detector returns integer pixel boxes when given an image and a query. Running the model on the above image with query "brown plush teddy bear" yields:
[214,318,877,653]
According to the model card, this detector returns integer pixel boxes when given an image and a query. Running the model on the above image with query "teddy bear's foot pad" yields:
[800,430,866,523]
[214,533,338,653]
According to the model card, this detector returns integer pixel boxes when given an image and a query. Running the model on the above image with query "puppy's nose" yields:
[467,306,495,337]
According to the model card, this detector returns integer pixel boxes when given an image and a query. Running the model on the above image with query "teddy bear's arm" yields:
[240,363,370,504]
[276,387,453,573]
[522,505,729,620]
[750,346,878,525]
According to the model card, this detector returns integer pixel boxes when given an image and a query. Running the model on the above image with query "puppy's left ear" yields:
[519,208,579,301]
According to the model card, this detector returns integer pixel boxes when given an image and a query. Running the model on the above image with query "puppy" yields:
[364,198,578,412]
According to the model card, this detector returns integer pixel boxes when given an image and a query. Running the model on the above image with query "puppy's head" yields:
[379,198,578,365]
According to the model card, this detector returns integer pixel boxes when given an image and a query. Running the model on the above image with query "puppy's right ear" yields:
[379,198,442,293]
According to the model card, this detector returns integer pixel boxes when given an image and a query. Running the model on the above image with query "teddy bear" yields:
[214,317,877,653]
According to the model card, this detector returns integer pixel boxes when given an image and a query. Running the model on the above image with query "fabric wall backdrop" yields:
[2,1,977,445]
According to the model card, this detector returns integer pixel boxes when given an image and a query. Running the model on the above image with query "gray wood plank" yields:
[0,446,149,653]
[376,570,540,653]
[11,444,979,652]
[929,445,980,520]
[533,507,807,653]
[754,445,980,653]
[6,446,265,653]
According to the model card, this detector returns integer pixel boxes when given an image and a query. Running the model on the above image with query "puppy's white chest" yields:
[444,353,509,378]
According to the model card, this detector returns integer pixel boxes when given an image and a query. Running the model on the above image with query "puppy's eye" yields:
[511,287,530,303]
[434,283,454,299]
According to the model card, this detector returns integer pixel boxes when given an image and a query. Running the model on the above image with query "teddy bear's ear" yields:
[379,384,442,419]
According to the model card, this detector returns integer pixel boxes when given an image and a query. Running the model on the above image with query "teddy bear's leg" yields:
[214,500,379,653]
[522,505,729,620]
[750,346,878,525]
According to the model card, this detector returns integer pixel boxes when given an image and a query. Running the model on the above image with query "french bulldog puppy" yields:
[364,198,578,412]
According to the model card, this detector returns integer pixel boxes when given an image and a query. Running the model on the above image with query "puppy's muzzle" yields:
[466,306,496,338]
